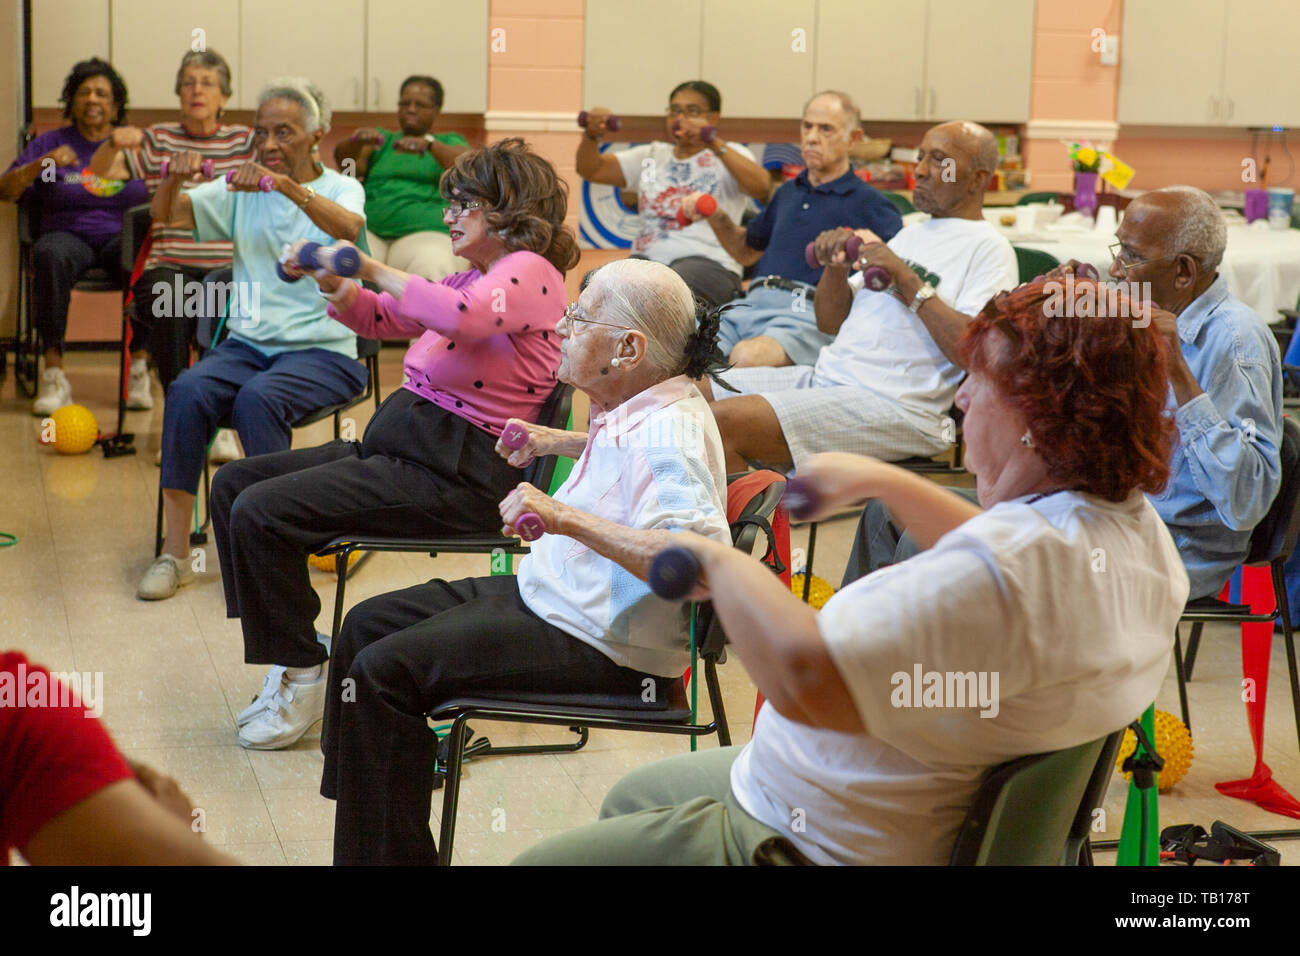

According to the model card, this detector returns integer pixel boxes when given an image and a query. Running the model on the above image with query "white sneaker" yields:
[236,665,288,726]
[136,553,195,601]
[209,428,242,463]
[32,367,72,416]
[126,359,153,410]
[237,675,326,750]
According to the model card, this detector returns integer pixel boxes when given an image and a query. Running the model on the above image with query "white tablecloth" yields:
[984,211,1300,322]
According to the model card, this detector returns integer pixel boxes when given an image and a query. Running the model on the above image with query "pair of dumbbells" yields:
[648,476,824,599]
[804,233,891,291]
[577,111,719,143]
[160,157,274,192]
[276,241,363,283]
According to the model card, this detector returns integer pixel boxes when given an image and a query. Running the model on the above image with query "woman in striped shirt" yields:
[90,50,255,412]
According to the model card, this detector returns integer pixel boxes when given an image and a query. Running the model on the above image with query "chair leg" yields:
[437,713,474,866]
[705,657,731,747]
[1174,627,1192,735]
[1273,561,1300,763]
[801,522,818,603]
[154,486,164,558]
[331,547,351,643]
[1183,622,1203,681]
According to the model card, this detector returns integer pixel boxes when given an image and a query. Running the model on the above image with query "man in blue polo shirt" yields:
[702,91,901,368]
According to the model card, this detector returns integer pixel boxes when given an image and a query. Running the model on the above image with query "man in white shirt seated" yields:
[702,121,1017,473]
[515,275,1187,865]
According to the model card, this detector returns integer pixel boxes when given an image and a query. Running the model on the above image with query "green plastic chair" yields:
[1013,246,1061,283]
[1015,191,1060,206]
[950,730,1125,865]
[880,190,916,216]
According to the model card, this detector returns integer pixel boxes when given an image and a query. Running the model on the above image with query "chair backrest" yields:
[948,733,1111,865]
[881,190,915,216]
[1245,415,1300,565]
[695,470,788,661]
[1061,727,1126,864]
[16,189,39,245]
[523,382,575,494]
[1013,246,1060,284]
[122,202,153,274]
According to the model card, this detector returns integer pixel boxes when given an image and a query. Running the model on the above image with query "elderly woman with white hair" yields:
[319,257,731,865]
[139,76,368,600]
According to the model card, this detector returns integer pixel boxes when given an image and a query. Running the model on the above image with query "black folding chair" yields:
[1173,415,1300,760]
[314,382,575,640]
[427,471,788,865]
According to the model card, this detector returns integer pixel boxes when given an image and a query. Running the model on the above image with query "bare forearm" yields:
[867,465,982,548]
[430,138,467,169]
[699,544,860,731]
[280,180,363,242]
[575,136,603,179]
[552,503,681,583]
[0,160,43,201]
[152,183,194,231]
[718,146,770,200]
[539,427,589,459]
[705,211,761,266]
[895,272,970,367]
[815,265,854,334]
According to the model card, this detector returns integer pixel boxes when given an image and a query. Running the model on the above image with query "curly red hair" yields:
[959,278,1175,502]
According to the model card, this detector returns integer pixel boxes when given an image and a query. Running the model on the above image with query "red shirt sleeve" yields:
[0,653,134,863]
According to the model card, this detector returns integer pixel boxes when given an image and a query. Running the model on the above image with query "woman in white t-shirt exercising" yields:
[516,274,1189,866]
[576,81,770,308]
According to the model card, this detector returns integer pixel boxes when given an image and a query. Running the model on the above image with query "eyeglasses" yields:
[1107,241,1181,272]
[666,105,709,118]
[444,199,482,220]
[559,302,629,336]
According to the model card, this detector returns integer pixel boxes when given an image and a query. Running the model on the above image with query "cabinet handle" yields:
[914,88,922,117]
[929,87,936,117]
[373,78,381,108]
[1208,96,1218,121]
[1226,97,1235,121]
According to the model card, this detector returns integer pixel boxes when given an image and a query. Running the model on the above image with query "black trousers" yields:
[130,264,211,390]
[319,574,658,865]
[211,388,521,667]
[33,232,122,353]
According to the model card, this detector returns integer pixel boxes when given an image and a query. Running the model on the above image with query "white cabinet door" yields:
[584,0,702,116]
[367,0,487,115]
[239,0,366,111]
[1223,0,1300,129]
[925,0,1034,123]
[815,0,927,123]
[1118,0,1226,125]
[33,0,110,109]
[701,0,816,118]
[110,0,241,110]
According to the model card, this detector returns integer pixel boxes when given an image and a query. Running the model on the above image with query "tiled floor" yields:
[4,338,1300,865]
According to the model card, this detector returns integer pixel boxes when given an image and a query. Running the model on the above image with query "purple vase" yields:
[1074,171,1099,218]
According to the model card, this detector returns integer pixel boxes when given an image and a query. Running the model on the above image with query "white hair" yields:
[587,258,698,377]
[1154,185,1227,272]
[257,76,330,133]
[804,90,861,143]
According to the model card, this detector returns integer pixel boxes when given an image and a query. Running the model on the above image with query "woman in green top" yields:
[334,75,469,281]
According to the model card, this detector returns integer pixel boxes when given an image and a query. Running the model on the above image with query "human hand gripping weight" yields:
[578,110,622,134]
[675,192,717,227]
[499,482,555,543]
[804,233,891,291]
[160,156,214,179]
[225,165,275,192]
[276,240,363,283]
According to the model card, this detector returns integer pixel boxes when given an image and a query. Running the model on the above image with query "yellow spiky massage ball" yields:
[47,404,99,455]
[308,550,362,574]
[1115,709,1194,792]
[791,572,836,609]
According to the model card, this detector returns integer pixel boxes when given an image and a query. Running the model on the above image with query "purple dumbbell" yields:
[578,111,622,133]
[1075,262,1100,281]
[803,235,891,291]
[160,157,214,179]
[301,243,362,278]
[514,513,546,542]
[649,547,702,601]
[782,477,821,522]
[226,168,274,192]
[276,241,321,283]
[699,125,718,143]
[501,422,529,450]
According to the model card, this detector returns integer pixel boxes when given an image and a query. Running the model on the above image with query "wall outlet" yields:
[1100,34,1119,66]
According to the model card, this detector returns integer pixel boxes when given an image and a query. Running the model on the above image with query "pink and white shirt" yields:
[328,250,564,435]
[516,376,730,677]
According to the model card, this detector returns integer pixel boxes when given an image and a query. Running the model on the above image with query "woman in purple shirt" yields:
[208,139,579,750]
[1,58,148,415]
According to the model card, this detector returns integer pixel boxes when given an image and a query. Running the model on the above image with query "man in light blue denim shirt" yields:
[1112,187,1282,600]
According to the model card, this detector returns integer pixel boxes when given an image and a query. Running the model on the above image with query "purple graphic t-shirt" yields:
[7,126,148,244]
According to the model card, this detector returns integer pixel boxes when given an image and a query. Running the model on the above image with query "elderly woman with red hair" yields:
[515,276,1189,866]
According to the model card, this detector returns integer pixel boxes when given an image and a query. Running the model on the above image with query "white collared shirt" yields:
[516,376,730,677]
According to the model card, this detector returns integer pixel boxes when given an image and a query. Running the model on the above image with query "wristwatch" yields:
[423,133,436,152]
[909,282,936,313]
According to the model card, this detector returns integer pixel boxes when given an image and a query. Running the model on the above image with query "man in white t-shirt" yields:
[576,81,769,308]
[702,121,1017,473]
